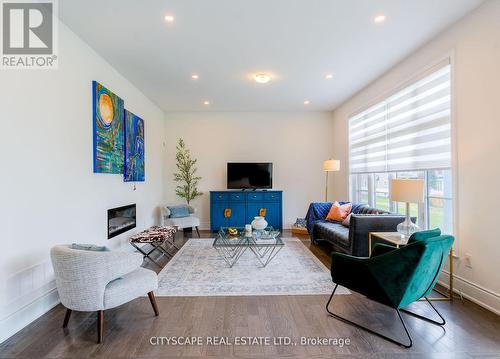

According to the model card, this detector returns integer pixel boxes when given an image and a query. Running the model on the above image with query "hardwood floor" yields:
[1,230,499,358]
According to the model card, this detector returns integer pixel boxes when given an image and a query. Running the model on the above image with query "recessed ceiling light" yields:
[164,14,175,22]
[374,15,386,23]
[254,72,272,84]
[203,100,210,105]
[325,74,333,80]
[191,74,199,80]
[304,100,310,105]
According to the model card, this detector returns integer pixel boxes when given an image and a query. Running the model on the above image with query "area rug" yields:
[156,238,350,296]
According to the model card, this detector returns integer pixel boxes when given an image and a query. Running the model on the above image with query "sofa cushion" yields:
[164,215,200,229]
[351,203,368,214]
[355,205,390,215]
[314,220,350,248]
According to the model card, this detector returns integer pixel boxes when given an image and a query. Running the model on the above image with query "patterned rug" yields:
[156,238,350,296]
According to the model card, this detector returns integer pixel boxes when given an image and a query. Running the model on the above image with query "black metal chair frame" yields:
[326,284,446,348]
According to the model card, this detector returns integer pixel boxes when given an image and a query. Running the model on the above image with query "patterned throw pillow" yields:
[326,201,352,222]
[167,205,190,218]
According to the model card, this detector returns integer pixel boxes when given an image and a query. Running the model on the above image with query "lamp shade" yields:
[390,179,424,203]
[323,159,340,172]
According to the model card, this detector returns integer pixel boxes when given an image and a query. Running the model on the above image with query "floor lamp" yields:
[323,159,340,201]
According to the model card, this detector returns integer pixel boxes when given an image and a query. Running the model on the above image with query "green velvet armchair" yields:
[326,229,454,348]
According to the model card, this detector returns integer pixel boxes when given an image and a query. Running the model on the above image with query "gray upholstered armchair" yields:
[161,205,200,237]
[50,245,159,343]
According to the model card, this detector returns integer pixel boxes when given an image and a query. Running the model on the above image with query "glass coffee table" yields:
[213,227,284,267]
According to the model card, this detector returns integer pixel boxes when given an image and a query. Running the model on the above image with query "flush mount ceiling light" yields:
[304,100,310,105]
[164,14,175,22]
[254,72,272,84]
[374,14,386,23]
[325,74,333,80]
[191,74,199,80]
[203,100,210,105]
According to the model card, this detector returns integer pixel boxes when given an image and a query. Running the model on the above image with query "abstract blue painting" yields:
[92,81,124,173]
[124,109,145,182]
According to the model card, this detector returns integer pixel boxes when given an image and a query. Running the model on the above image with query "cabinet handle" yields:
[224,208,232,218]
[259,208,267,217]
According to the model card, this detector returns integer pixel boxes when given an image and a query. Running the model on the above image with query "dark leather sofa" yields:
[305,202,411,257]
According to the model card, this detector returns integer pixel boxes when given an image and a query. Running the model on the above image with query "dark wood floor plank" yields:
[1,230,499,358]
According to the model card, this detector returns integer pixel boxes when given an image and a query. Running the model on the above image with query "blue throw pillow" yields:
[71,243,109,251]
[167,205,190,218]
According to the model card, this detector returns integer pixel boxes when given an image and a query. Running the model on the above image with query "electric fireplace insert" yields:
[108,204,136,239]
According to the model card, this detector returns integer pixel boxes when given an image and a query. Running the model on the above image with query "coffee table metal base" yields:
[214,243,283,268]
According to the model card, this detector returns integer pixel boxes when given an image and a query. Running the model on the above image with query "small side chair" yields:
[161,205,201,237]
[50,245,160,343]
[326,229,454,348]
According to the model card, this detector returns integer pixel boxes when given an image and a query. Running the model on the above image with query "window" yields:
[349,60,454,234]
[374,173,390,211]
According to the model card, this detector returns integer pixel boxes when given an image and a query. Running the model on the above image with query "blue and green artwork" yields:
[92,81,124,173]
[124,109,145,182]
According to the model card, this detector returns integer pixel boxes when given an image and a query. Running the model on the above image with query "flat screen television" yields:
[227,162,273,189]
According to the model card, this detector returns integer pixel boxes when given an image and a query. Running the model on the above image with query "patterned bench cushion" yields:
[129,226,177,243]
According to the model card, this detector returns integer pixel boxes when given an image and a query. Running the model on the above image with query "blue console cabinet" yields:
[210,191,283,231]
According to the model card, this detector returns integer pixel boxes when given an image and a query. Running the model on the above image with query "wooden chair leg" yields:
[196,226,201,238]
[62,308,72,328]
[148,291,160,316]
[97,310,104,344]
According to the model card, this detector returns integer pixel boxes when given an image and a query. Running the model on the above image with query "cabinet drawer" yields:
[247,192,264,201]
[264,192,281,201]
[229,193,244,201]
[212,192,228,201]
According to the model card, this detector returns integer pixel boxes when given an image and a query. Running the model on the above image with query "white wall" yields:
[0,22,165,342]
[163,112,335,229]
[331,0,500,313]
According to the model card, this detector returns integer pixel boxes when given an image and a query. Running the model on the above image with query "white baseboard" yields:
[438,270,500,315]
[0,286,60,344]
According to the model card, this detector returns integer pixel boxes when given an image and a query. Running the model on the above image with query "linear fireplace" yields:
[108,204,136,239]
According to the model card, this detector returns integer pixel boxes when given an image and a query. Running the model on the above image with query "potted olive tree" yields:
[173,138,203,204]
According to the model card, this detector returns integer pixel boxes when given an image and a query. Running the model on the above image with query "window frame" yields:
[346,54,458,250]
[350,169,452,233]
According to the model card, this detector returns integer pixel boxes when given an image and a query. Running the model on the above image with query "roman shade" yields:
[349,60,451,174]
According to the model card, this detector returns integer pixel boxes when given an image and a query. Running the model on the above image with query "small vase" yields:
[251,216,268,230]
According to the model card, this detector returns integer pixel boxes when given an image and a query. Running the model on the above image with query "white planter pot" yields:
[251,216,268,230]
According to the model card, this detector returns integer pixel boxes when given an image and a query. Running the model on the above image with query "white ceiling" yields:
[60,0,483,112]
